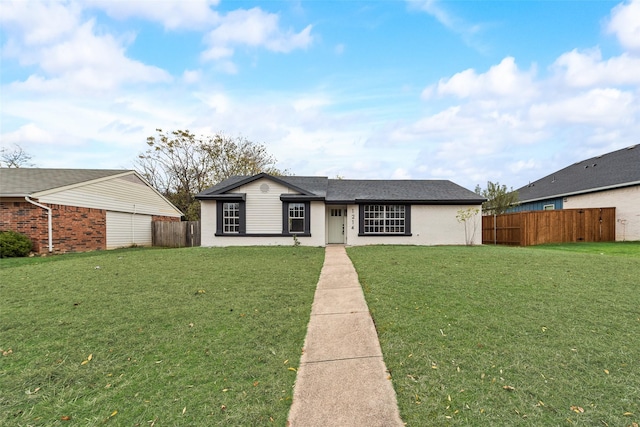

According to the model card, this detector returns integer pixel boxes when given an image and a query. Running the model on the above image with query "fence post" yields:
[493,214,497,245]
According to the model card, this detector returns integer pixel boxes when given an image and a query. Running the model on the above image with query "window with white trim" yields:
[223,202,240,233]
[363,204,406,234]
[288,203,305,233]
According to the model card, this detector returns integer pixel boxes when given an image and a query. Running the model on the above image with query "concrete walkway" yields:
[287,245,404,427]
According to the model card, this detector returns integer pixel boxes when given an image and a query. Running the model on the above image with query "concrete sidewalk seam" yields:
[301,355,384,365]
[315,285,361,289]
[310,310,369,316]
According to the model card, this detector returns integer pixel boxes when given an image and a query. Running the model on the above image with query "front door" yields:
[328,207,346,244]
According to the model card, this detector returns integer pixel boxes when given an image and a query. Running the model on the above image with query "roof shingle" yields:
[197,174,483,203]
[0,168,129,196]
[516,145,640,202]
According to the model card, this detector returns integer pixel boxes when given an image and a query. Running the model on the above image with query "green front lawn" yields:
[0,247,324,426]
[348,244,640,426]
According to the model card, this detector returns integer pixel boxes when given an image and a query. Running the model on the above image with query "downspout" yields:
[25,196,53,253]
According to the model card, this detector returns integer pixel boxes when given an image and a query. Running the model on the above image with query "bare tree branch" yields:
[135,129,286,220]
[1,144,35,168]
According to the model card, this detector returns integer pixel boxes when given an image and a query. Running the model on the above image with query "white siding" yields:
[200,200,326,247]
[344,204,482,246]
[200,200,217,247]
[235,178,300,234]
[563,185,640,241]
[106,211,152,249]
[39,174,181,217]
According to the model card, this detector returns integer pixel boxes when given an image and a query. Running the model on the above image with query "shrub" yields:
[0,231,32,258]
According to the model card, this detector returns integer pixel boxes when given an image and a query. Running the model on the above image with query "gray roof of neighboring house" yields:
[197,172,484,204]
[516,145,640,203]
[0,168,130,196]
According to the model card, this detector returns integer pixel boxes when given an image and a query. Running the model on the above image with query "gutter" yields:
[25,196,53,253]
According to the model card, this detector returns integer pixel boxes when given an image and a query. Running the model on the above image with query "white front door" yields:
[328,207,346,244]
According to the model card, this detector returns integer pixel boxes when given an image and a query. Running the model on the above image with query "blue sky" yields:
[2,0,639,191]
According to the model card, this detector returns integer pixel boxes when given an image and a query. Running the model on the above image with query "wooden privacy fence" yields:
[482,208,616,246]
[152,221,201,248]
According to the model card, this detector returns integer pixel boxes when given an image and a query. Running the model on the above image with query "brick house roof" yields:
[0,168,128,197]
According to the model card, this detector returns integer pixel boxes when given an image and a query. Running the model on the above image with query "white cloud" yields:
[391,168,412,179]
[431,57,537,100]
[407,0,481,37]
[552,48,640,87]
[195,92,231,113]
[87,0,220,30]
[407,0,485,51]
[202,46,234,61]
[607,0,640,52]
[1,123,57,145]
[293,95,332,112]
[1,2,172,93]
[0,0,80,46]
[529,88,635,126]
[182,69,202,84]
[201,7,313,61]
[508,159,538,174]
[7,19,171,93]
[41,20,167,80]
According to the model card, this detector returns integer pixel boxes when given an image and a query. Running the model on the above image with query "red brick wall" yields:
[1,201,106,254]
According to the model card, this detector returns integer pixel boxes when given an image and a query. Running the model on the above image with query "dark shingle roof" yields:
[279,176,330,197]
[196,174,329,198]
[326,179,483,203]
[516,145,640,202]
[197,173,483,204]
[0,168,129,196]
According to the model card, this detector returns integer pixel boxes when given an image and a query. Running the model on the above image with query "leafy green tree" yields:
[135,129,286,220]
[475,181,519,215]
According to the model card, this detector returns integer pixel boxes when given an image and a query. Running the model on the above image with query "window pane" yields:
[223,202,240,233]
[290,218,304,232]
[364,205,405,234]
[289,203,305,233]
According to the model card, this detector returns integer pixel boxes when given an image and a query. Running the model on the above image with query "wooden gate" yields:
[152,221,201,248]
[482,208,616,246]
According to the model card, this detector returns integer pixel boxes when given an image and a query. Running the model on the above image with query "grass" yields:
[347,244,640,426]
[0,246,325,426]
[530,241,640,257]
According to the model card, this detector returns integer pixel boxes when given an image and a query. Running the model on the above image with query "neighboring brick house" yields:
[0,169,182,254]
[511,145,640,241]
